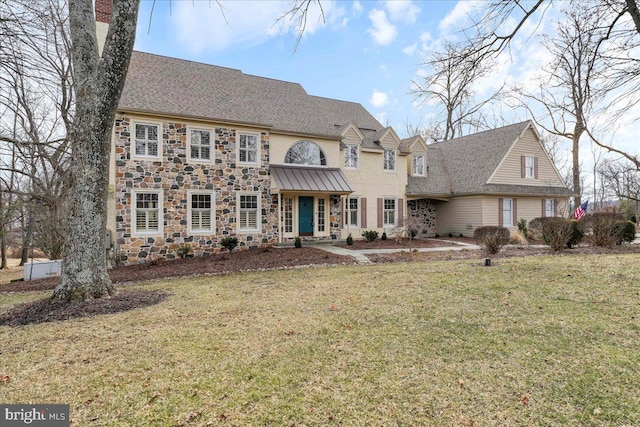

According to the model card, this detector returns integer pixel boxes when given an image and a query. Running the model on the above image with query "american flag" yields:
[573,200,589,220]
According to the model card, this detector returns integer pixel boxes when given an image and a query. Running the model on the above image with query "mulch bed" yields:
[0,247,356,294]
[0,290,169,327]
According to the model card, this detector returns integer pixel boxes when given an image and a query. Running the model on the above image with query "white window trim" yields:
[383,197,397,227]
[383,148,396,172]
[131,120,162,161]
[413,154,425,176]
[545,198,555,217]
[187,126,214,163]
[525,156,535,179]
[347,197,360,228]
[237,192,260,233]
[238,132,261,166]
[315,196,329,236]
[344,144,359,169]
[132,189,163,237]
[503,197,514,227]
[188,191,215,234]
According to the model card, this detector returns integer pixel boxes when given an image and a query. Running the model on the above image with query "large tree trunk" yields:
[53,0,138,301]
[572,123,583,209]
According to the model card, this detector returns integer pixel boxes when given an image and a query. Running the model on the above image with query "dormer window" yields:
[383,148,396,171]
[413,154,425,176]
[344,144,358,169]
[285,140,327,166]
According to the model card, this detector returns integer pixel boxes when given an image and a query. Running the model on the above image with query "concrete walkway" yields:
[316,239,482,265]
[315,233,640,265]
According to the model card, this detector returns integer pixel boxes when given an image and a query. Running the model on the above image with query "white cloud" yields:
[385,1,420,24]
[367,9,398,45]
[173,1,342,53]
[352,0,363,16]
[375,111,388,125]
[370,91,389,108]
[438,1,481,35]
[402,43,417,56]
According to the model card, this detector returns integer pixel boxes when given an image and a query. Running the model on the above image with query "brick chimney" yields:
[95,0,112,55]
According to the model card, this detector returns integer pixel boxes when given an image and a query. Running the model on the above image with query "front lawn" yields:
[1,254,639,426]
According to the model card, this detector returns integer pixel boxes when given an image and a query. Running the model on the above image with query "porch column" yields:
[278,193,282,243]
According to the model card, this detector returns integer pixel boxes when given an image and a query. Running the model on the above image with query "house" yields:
[96,3,571,264]
[106,51,409,263]
[404,121,573,236]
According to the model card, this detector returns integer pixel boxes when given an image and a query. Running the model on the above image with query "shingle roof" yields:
[119,51,384,138]
[407,121,572,197]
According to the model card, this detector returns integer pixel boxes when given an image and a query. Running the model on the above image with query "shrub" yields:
[473,226,510,255]
[509,231,527,245]
[381,232,387,241]
[585,213,627,247]
[220,237,239,251]
[176,244,192,259]
[517,218,528,241]
[362,230,379,241]
[529,217,575,251]
[567,220,585,248]
[623,221,637,243]
[294,237,302,248]
[346,233,354,245]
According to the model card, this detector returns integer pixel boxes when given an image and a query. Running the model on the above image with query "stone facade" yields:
[407,199,436,236]
[113,115,277,264]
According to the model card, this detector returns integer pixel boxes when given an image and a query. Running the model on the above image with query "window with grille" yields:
[317,198,326,232]
[347,197,359,227]
[283,197,294,233]
[344,145,358,169]
[135,192,160,233]
[383,148,395,171]
[239,133,259,164]
[525,156,535,178]
[189,128,212,161]
[383,198,396,226]
[502,198,513,226]
[545,199,555,217]
[134,123,159,158]
[413,155,424,176]
[239,194,259,231]
[285,140,327,165]
[190,193,213,232]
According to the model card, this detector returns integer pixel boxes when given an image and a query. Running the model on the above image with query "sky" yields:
[131,0,639,198]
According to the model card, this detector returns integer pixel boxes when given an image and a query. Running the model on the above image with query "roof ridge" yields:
[431,120,531,146]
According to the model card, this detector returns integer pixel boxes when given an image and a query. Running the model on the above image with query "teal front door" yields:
[299,196,314,236]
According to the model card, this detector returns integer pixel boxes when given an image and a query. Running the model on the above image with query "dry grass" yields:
[1,254,640,426]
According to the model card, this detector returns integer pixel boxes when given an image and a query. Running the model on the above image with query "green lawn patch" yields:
[1,254,639,426]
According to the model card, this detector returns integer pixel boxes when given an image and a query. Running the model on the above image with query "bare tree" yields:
[412,42,504,141]
[511,5,608,207]
[460,0,640,168]
[0,0,73,263]
[599,159,640,203]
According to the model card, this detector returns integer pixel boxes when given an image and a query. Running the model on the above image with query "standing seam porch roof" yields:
[270,165,353,194]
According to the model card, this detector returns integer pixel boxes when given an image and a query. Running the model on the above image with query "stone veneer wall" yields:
[407,199,436,235]
[114,116,277,264]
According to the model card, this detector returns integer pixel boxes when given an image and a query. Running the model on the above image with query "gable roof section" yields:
[407,121,573,197]
[119,51,384,139]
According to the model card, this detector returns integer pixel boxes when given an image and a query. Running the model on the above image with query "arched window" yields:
[285,140,327,166]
